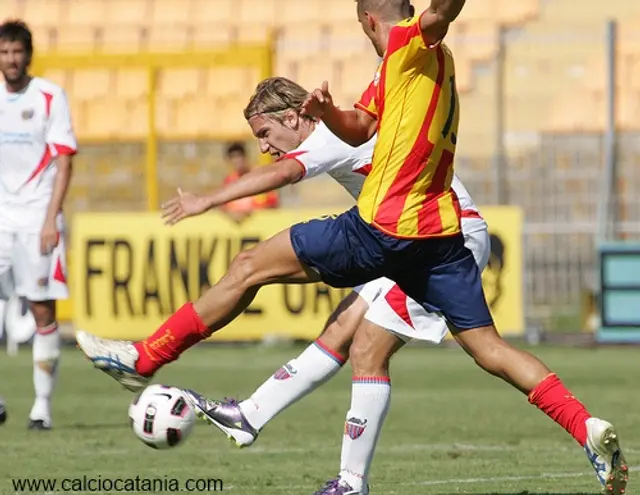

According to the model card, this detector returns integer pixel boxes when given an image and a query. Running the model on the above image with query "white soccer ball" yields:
[128,384,196,449]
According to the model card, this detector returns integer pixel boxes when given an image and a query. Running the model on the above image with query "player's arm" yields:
[161,159,303,225]
[42,90,77,255]
[419,0,466,46]
[301,81,377,147]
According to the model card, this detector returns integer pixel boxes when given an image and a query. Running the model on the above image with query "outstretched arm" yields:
[419,0,466,46]
[301,81,377,147]
[161,159,303,225]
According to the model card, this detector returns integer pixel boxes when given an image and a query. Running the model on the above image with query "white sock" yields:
[30,323,61,425]
[239,340,345,430]
[340,376,391,491]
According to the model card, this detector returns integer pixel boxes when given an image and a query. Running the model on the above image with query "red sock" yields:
[133,303,209,377]
[528,373,591,446]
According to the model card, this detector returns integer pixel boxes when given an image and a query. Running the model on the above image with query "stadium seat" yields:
[150,0,192,26]
[98,26,145,52]
[238,0,278,27]
[64,0,107,27]
[327,23,371,61]
[146,25,192,51]
[205,67,258,99]
[22,0,63,27]
[71,69,111,100]
[275,0,322,27]
[235,23,273,44]
[29,25,55,52]
[190,0,235,25]
[114,70,148,100]
[103,0,151,26]
[54,25,100,52]
[191,24,234,47]
[1,0,23,21]
[157,68,203,99]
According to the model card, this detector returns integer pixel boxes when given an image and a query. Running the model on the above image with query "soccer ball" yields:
[128,384,196,449]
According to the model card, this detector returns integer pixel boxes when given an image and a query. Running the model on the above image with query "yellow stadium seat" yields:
[498,0,539,26]
[239,0,278,26]
[42,69,71,88]
[147,25,191,51]
[22,0,63,27]
[1,0,24,21]
[158,69,203,99]
[151,0,192,26]
[115,70,148,100]
[451,21,498,64]
[190,0,234,25]
[83,99,129,138]
[209,96,251,137]
[335,56,378,97]
[103,0,151,26]
[327,23,371,61]
[296,56,337,95]
[98,26,144,53]
[278,24,325,60]
[324,0,358,23]
[235,23,272,44]
[71,69,112,100]
[191,24,234,48]
[64,0,107,26]
[54,25,100,52]
[172,96,215,136]
[275,0,322,27]
[204,67,257,99]
[29,25,54,52]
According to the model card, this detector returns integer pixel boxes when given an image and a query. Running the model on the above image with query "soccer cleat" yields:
[27,419,51,431]
[313,478,369,495]
[0,397,6,424]
[182,390,258,448]
[75,330,150,392]
[584,418,628,495]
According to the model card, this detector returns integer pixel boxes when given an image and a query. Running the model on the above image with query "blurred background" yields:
[2,0,640,342]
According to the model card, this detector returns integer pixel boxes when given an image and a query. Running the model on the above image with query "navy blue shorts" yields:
[290,207,494,330]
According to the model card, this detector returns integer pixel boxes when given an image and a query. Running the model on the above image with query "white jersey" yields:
[0,77,77,231]
[282,122,485,229]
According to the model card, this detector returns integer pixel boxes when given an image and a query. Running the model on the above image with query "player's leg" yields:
[184,291,367,447]
[14,228,67,430]
[77,207,387,391]
[397,234,628,494]
[316,319,404,495]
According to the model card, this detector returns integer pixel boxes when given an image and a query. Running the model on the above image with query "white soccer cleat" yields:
[75,330,150,392]
[584,418,628,494]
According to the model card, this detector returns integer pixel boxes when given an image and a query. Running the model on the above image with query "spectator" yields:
[221,142,279,223]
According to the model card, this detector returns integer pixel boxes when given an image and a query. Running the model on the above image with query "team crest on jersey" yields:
[37,277,49,288]
[344,417,368,440]
[21,108,34,120]
[273,363,296,380]
[373,71,380,86]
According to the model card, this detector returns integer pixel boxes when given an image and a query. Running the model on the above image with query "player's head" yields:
[226,142,250,174]
[244,77,316,158]
[355,0,414,57]
[0,20,33,85]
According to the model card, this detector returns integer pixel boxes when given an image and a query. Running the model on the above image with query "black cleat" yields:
[0,398,6,425]
[27,419,51,431]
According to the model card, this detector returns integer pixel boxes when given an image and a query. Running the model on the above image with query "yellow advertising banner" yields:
[71,207,523,342]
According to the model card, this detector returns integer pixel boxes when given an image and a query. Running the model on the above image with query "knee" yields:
[228,249,261,289]
[28,300,55,328]
[349,336,388,374]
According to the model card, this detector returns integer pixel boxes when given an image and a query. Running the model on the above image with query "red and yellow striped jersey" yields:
[354,15,461,239]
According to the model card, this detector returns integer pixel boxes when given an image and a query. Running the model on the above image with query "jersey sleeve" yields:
[46,89,77,156]
[354,80,378,119]
[386,15,437,70]
[281,143,363,182]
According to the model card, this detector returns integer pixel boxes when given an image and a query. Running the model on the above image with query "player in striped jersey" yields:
[158,76,487,494]
[76,1,627,493]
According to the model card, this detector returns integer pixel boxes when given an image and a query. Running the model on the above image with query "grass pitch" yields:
[1,342,636,494]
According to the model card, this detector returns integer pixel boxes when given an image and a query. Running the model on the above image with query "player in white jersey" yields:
[0,21,77,430]
[156,77,488,493]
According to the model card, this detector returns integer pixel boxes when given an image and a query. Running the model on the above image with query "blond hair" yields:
[244,77,314,122]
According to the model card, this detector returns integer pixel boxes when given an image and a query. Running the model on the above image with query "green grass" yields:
[0,343,637,494]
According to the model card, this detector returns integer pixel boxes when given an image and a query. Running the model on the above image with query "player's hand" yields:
[301,80,334,118]
[40,219,59,256]
[161,188,210,225]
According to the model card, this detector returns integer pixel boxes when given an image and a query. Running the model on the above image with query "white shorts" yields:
[0,213,69,302]
[353,217,490,344]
